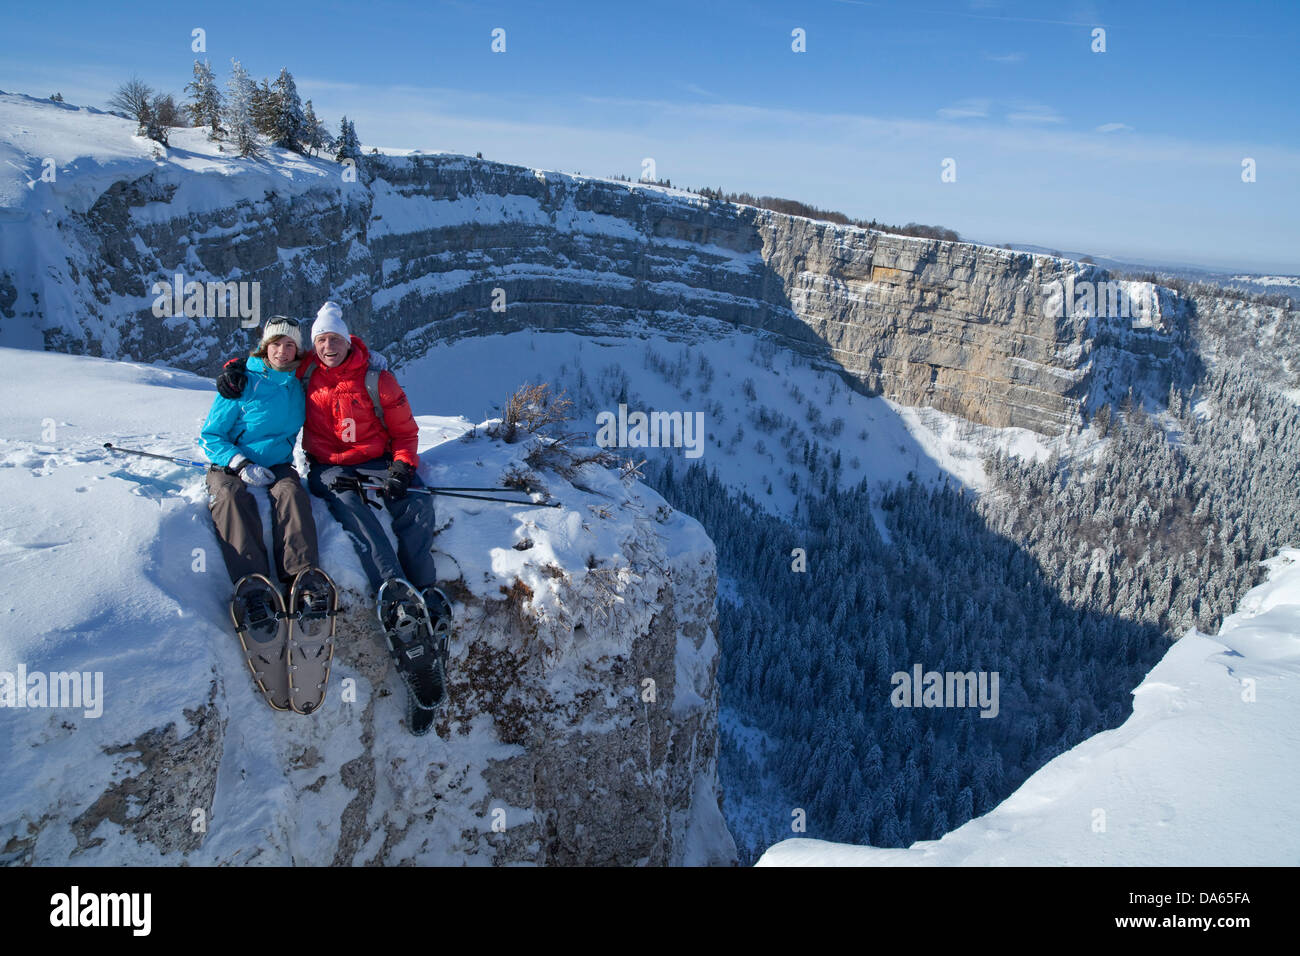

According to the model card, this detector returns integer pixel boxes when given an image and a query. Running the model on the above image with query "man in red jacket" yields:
[299,302,440,594]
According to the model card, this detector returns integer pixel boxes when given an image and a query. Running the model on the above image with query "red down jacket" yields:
[298,336,419,468]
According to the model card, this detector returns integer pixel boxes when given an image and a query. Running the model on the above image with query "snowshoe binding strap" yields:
[296,589,338,622]
[236,594,282,638]
[390,604,424,644]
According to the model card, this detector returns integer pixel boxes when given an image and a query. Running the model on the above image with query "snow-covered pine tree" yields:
[143,98,171,146]
[335,116,363,167]
[185,59,223,139]
[271,67,305,152]
[249,78,278,138]
[223,59,261,158]
[301,99,326,156]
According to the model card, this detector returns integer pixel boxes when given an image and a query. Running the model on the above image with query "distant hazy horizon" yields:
[2,0,1296,274]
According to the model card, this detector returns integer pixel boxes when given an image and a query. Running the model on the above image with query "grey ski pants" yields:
[206,463,320,585]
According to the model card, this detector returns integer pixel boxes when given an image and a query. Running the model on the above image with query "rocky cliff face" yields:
[6,516,732,866]
[1,97,1236,436]
[364,159,1195,433]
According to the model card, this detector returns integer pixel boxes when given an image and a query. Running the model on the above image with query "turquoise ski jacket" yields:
[199,356,305,468]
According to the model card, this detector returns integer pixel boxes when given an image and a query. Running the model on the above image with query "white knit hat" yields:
[261,315,303,350]
[311,301,349,343]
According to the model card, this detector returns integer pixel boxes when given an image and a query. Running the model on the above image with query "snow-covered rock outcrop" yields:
[0,91,1247,437]
[0,348,735,865]
[759,548,1300,866]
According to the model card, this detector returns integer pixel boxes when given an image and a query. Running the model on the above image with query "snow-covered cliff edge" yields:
[0,348,735,865]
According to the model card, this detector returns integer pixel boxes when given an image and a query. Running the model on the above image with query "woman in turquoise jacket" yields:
[200,316,320,595]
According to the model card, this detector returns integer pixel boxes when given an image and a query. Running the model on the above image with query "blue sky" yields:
[2,0,1297,272]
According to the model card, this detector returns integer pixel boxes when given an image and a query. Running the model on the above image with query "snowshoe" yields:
[230,573,291,711]
[377,577,446,735]
[287,567,338,715]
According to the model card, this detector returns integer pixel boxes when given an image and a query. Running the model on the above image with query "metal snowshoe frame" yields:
[287,567,339,715]
[230,573,292,712]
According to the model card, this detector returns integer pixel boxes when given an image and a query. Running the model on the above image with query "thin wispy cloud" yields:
[839,0,1102,28]
[957,11,1103,27]
[938,99,1060,125]
[1095,122,1133,133]
[395,86,1294,175]
[1007,104,1064,124]
[938,98,991,119]
[681,82,719,99]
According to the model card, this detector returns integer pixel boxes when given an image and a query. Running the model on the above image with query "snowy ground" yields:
[0,346,722,864]
[3,335,1293,865]
[4,88,1292,867]
[0,318,1069,866]
[758,549,1300,866]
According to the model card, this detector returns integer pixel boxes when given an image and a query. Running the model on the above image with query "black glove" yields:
[216,357,248,399]
[383,460,412,500]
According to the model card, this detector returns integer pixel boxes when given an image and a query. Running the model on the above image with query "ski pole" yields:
[335,475,560,508]
[359,480,562,508]
[412,488,563,508]
[104,442,208,469]
[349,472,540,495]
[423,486,548,493]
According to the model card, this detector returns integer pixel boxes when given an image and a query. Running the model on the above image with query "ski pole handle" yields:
[104,442,209,469]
